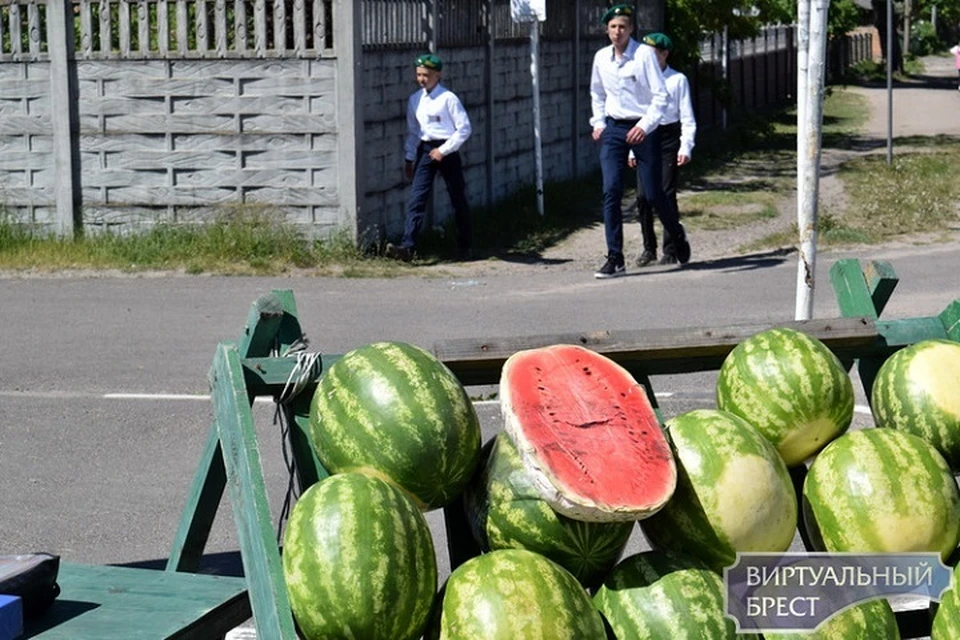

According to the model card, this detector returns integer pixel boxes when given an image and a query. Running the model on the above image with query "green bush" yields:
[910,20,940,56]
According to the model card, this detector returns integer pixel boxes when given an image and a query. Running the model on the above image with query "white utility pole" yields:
[511,0,547,215]
[795,0,831,321]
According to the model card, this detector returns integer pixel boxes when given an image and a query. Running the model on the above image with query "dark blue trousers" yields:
[638,121,682,255]
[600,118,684,257]
[402,141,472,251]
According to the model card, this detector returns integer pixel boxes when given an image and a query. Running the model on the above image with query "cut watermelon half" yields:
[500,344,677,522]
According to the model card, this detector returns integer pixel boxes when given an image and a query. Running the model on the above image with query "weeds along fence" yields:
[0,0,872,245]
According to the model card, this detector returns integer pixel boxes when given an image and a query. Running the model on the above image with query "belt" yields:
[607,117,640,126]
[420,139,448,147]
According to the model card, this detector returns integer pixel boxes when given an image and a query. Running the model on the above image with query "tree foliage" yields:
[663,0,871,71]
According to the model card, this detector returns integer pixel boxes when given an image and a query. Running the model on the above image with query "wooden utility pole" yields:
[902,0,913,59]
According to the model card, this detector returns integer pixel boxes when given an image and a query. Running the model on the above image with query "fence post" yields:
[484,0,495,206]
[335,0,364,243]
[47,0,82,238]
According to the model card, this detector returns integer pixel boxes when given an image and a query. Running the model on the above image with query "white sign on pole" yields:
[511,0,546,23]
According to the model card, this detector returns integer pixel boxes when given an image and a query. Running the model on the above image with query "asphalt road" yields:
[1,241,958,588]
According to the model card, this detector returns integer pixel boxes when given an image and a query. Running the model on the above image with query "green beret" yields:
[643,32,673,51]
[601,4,634,24]
[415,53,442,71]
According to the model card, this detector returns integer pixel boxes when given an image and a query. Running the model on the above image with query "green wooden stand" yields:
[167,259,958,639]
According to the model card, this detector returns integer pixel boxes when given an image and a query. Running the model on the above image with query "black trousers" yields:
[638,121,682,256]
[402,140,472,252]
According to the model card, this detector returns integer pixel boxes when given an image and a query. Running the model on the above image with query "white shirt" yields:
[662,66,697,159]
[404,84,472,161]
[589,39,669,135]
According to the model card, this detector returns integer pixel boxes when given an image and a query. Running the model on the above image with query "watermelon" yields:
[763,599,900,639]
[932,562,960,639]
[871,339,960,470]
[308,341,481,510]
[281,471,437,640]
[500,344,676,522]
[716,327,854,466]
[803,428,960,560]
[428,548,606,639]
[639,409,798,572]
[463,433,633,589]
[593,550,760,639]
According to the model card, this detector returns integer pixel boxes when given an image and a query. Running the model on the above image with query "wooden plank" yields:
[166,423,228,573]
[433,317,881,387]
[863,260,899,317]
[830,259,879,319]
[236,290,288,357]
[25,563,250,639]
[211,341,298,639]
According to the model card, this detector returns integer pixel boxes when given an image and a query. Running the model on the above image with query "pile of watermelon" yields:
[277,328,960,639]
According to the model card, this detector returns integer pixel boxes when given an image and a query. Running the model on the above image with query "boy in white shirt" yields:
[632,32,697,266]
[387,54,473,262]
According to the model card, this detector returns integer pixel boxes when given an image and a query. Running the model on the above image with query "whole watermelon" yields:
[639,409,798,572]
[871,339,960,470]
[463,433,633,589]
[309,341,481,510]
[716,327,854,466]
[932,562,960,639]
[281,471,437,640]
[593,550,760,639]
[763,599,900,639]
[428,549,606,639]
[803,428,960,560]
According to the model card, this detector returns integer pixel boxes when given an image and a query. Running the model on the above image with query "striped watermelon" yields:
[309,341,481,510]
[500,344,676,522]
[802,428,960,560]
[639,409,798,572]
[763,599,900,639]
[716,327,854,466]
[281,471,437,640]
[871,339,960,470]
[428,549,606,639]
[932,562,960,639]
[463,433,633,589]
[594,550,760,639]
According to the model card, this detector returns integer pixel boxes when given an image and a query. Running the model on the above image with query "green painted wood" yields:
[940,300,960,342]
[241,356,322,398]
[166,423,227,573]
[286,393,329,491]
[830,259,882,319]
[236,292,288,358]
[829,259,902,405]
[211,342,297,639]
[25,563,250,639]
[863,260,899,316]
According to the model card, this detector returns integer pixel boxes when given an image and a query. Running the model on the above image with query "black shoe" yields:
[594,254,626,279]
[636,250,657,267]
[385,242,413,263]
[658,253,679,266]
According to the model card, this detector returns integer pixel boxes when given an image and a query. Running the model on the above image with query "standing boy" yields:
[590,4,691,279]
[633,32,697,267]
[387,54,473,262]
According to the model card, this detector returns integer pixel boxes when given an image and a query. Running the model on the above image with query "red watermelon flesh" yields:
[501,344,677,522]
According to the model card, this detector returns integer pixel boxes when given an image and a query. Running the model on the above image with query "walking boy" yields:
[589,4,690,279]
[633,32,697,266]
[387,54,473,262]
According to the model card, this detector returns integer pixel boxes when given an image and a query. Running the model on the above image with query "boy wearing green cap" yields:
[386,53,473,262]
[632,32,697,267]
[590,4,691,278]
